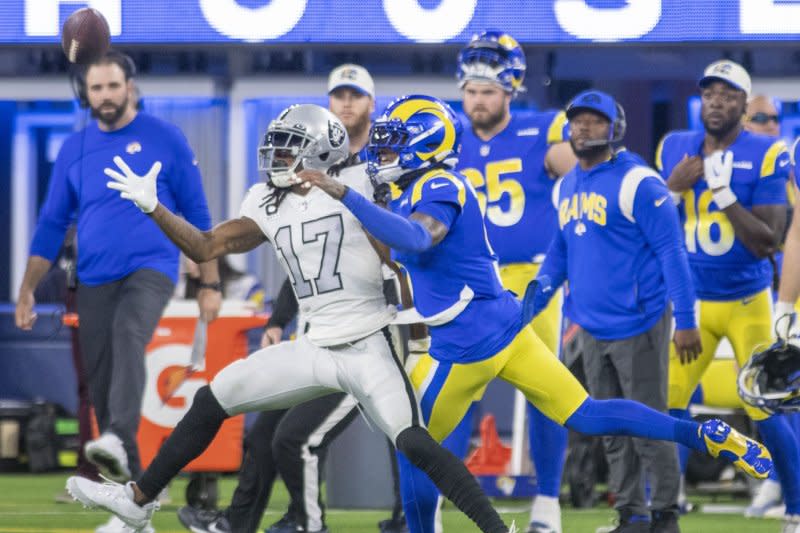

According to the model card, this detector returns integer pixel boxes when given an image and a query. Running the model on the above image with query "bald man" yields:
[745,95,781,137]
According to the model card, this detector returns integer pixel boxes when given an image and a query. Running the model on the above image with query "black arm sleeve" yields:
[266,277,298,329]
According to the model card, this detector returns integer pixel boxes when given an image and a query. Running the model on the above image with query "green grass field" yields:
[0,473,781,532]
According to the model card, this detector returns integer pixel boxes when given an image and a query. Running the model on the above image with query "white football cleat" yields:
[766,505,788,519]
[783,514,800,533]
[745,478,783,518]
[528,495,562,533]
[66,476,158,530]
[95,514,155,533]
[85,432,131,483]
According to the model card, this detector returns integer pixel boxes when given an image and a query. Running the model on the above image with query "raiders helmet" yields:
[258,104,350,188]
[738,340,800,415]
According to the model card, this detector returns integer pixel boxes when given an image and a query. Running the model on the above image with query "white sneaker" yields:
[528,495,562,533]
[766,505,789,519]
[677,474,694,514]
[85,433,131,483]
[783,514,800,533]
[746,478,783,518]
[95,514,155,533]
[434,495,444,533]
[156,486,171,505]
[66,476,159,530]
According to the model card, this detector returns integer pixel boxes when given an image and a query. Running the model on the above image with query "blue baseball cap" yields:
[566,90,617,124]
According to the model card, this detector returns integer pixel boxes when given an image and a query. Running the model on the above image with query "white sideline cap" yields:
[699,60,752,97]
[328,64,374,98]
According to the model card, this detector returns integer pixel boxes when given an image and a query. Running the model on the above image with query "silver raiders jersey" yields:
[240,163,395,346]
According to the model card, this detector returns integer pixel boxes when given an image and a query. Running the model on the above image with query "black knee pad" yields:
[192,385,228,423]
[395,426,436,463]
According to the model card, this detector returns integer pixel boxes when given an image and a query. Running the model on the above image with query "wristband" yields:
[712,187,737,209]
[776,301,795,317]
[669,191,683,205]
[198,281,222,292]
[408,337,431,354]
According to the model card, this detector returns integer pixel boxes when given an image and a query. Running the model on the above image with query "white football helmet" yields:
[258,104,350,188]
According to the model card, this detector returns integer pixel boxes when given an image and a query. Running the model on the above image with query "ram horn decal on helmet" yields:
[365,94,463,185]
[456,30,527,97]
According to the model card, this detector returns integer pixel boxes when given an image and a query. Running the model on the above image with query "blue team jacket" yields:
[30,113,212,286]
[539,150,695,340]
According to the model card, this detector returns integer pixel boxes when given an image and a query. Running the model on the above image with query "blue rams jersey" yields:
[457,111,568,264]
[657,130,788,300]
[793,137,800,189]
[390,169,523,363]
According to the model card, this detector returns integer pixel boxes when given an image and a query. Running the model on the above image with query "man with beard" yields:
[299,92,776,533]
[328,64,375,159]
[454,31,576,533]
[15,49,220,533]
[536,90,701,533]
[658,60,800,533]
[177,64,410,533]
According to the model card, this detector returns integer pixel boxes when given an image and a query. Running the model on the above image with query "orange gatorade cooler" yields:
[137,300,267,472]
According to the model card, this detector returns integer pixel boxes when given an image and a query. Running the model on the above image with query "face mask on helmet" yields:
[457,31,526,96]
[365,119,413,184]
[258,104,351,188]
[366,95,462,185]
[738,340,800,415]
[258,129,308,187]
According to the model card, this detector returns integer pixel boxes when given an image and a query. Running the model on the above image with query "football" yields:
[60,8,110,64]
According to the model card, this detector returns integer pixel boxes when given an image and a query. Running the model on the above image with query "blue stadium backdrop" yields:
[3,0,800,44]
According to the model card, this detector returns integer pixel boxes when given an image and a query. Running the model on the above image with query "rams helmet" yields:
[738,340,800,415]
[258,104,350,188]
[457,30,526,96]
[366,95,462,184]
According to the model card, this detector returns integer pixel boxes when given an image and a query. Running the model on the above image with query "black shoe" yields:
[527,520,558,533]
[379,517,409,533]
[177,505,231,533]
[265,514,330,533]
[650,510,680,533]
[264,514,297,533]
[601,511,651,533]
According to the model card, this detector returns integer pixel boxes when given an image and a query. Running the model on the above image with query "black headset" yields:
[71,50,137,108]
[566,96,627,146]
[611,101,627,143]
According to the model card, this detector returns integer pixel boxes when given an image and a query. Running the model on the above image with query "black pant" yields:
[77,268,173,478]
[227,393,360,533]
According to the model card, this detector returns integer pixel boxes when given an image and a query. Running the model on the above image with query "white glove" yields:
[105,156,162,214]
[775,300,799,343]
[704,150,734,190]
[704,150,736,209]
